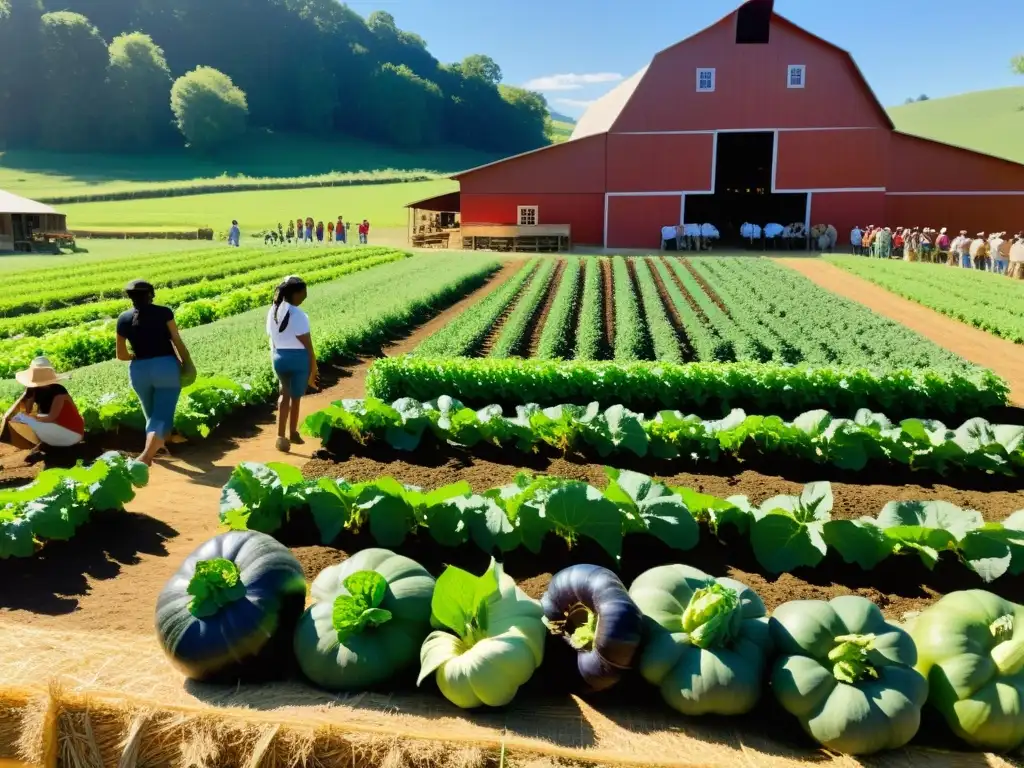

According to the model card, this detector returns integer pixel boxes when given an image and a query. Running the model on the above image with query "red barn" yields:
[444,0,1024,250]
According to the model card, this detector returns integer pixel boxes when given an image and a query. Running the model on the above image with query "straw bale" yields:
[0,621,1019,768]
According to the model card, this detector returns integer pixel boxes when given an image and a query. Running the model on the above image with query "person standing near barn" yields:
[998,233,1012,275]
[327,220,335,243]
[358,219,370,244]
[970,233,989,270]
[935,227,950,263]
[850,224,863,255]
[335,216,345,243]
[266,276,318,453]
[116,280,196,466]
[228,220,240,247]
[1008,234,1024,278]
[304,217,314,244]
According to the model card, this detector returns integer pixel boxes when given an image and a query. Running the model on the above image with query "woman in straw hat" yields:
[116,280,196,466]
[1,357,85,463]
[267,275,318,453]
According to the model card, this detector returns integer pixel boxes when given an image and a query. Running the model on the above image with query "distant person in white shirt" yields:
[683,223,701,251]
[850,225,863,255]
[661,224,680,251]
[267,276,318,453]
[764,222,784,249]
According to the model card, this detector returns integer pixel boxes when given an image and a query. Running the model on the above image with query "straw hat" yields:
[940,227,947,234]
[15,357,68,389]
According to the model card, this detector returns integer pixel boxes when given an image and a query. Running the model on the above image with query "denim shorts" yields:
[272,348,309,397]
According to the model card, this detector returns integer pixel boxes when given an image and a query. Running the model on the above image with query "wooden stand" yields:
[460,224,571,253]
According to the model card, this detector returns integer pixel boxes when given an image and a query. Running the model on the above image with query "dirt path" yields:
[525,258,565,357]
[600,257,615,358]
[0,262,520,633]
[780,259,1024,404]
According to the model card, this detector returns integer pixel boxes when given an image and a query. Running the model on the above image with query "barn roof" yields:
[0,189,59,216]
[569,1,895,139]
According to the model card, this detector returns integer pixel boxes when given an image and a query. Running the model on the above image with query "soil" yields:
[600,257,615,359]
[681,258,732,315]
[660,256,713,325]
[476,261,537,356]
[646,257,694,361]
[525,258,566,357]
[0,262,522,634]
[281,443,1024,622]
[780,258,1024,405]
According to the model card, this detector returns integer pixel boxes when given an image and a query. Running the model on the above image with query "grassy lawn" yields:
[61,179,456,232]
[547,119,574,144]
[0,238,226,273]
[888,87,1024,164]
[0,131,497,200]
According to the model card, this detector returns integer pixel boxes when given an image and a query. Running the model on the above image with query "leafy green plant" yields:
[364,356,1007,421]
[574,258,603,361]
[490,258,557,358]
[536,257,580,359]
[633,258,682,363]
[0,451,149,558]
[651,258,733,362]
[611,256,647,361]
[301,395,1024,476]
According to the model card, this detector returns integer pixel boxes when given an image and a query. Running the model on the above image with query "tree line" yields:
[0,0,550,155]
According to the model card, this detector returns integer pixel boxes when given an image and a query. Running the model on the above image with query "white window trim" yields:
[696,68,716,92]
[517,205,538,226]
[787,65,806,89]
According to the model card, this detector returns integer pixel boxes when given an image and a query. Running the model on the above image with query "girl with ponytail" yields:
[115,279,196,465]
[266,275,317,452]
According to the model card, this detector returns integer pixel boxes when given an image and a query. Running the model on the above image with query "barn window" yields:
[787,65,806,88]
[518,206,538,226]
[696,68,716,92]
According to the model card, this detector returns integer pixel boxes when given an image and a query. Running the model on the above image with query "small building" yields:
[448,0,1024,250]
[0,189,68,252]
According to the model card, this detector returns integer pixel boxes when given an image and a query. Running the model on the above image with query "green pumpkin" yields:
[294,548,435,691]
[629,564,770,716]
[911,590,1024,752]
[769,595,927,755]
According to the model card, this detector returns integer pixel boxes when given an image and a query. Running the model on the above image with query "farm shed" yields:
[0,189,68,252]
[452,0,1024,249]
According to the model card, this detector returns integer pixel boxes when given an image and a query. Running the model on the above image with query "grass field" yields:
[60,179,455,232]
[547,119,574,143]
[0,132,497,201]
[888,87,1024,164]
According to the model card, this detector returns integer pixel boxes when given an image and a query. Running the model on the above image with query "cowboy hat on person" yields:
[15,357,68,389]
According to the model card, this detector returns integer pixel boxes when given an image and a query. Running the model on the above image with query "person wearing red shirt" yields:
[1,357,85,463]
[358,219,370,244]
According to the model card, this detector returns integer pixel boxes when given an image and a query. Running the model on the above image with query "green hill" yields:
[888,87,1024,164]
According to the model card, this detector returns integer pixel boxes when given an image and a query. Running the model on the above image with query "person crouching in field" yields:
[116,280,196,466]
[267,276,318,453]
[1,357,85,464]
[336,216,346,243]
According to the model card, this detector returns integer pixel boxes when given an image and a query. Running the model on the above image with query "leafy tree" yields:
[499,85,549,147]
[364,63,442,148]
[170,66,248,150]
[461,54,502,86]
[106,32,174,149]
[366,9,397,34]
[38,11,109,150]
[0,0,44,146]
[1013,55,1024,75]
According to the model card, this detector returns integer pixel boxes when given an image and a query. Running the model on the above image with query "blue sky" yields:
[345,0,1024,117]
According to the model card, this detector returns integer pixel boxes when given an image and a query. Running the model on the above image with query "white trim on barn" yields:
[612,126,876,135]
[778,187,887,193]
[885,190,1024,196]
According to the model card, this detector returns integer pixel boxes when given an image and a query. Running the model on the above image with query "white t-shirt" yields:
[764,223,784,238]
[266,302,310,350]
[661,225,678,241]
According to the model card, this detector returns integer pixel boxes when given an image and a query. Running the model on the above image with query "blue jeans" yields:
[996,258,1008,275]
[272,349,310,398]
[961,253,971,268]
[129,356,181,438]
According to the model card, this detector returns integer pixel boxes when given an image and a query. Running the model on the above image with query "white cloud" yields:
[554,97,596,109]
[522,72,623,91]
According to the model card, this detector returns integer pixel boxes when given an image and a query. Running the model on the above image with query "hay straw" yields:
[0,621,1017,768]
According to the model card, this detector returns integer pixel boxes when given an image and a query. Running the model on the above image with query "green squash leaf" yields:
[431,559,500,640]
[0,515,35,559]
[543,481,623,561]
[957,529,1014,583]
[823,519,894,570]
[750,512,827,574]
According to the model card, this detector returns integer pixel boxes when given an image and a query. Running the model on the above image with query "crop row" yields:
[0,452,148,558]
[0,256,503,438]
[827,256,1024,344]
[634,258,682,362]
[536,257,581,359]
[0,246,404,339]
[0,251,406,379]
[651,258,733,361]
[223,461,1023,586]
[574,257,603,360]
[694,258,980,377]
[303,395,1024,475]
[365,356,1008,421]
[489,258,558,358]
[413,259,539,356]
[6,244,355,317]
[612,256,649,361]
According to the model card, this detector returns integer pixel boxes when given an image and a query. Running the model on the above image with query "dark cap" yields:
[124,279,154,293]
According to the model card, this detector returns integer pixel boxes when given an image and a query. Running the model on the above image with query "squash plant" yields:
[630,564,770,715]
[294,549,435,691]
[769,595,927,754]
[155,531,307,682]
[418,559,545,708]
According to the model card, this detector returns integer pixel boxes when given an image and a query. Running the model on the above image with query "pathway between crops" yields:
[779,258,1024,404]
[0,261,521,634]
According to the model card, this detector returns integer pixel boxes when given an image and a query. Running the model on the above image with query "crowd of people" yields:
[225,217,373,247]
[850,225,1024,277]
[1,276,319,465]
